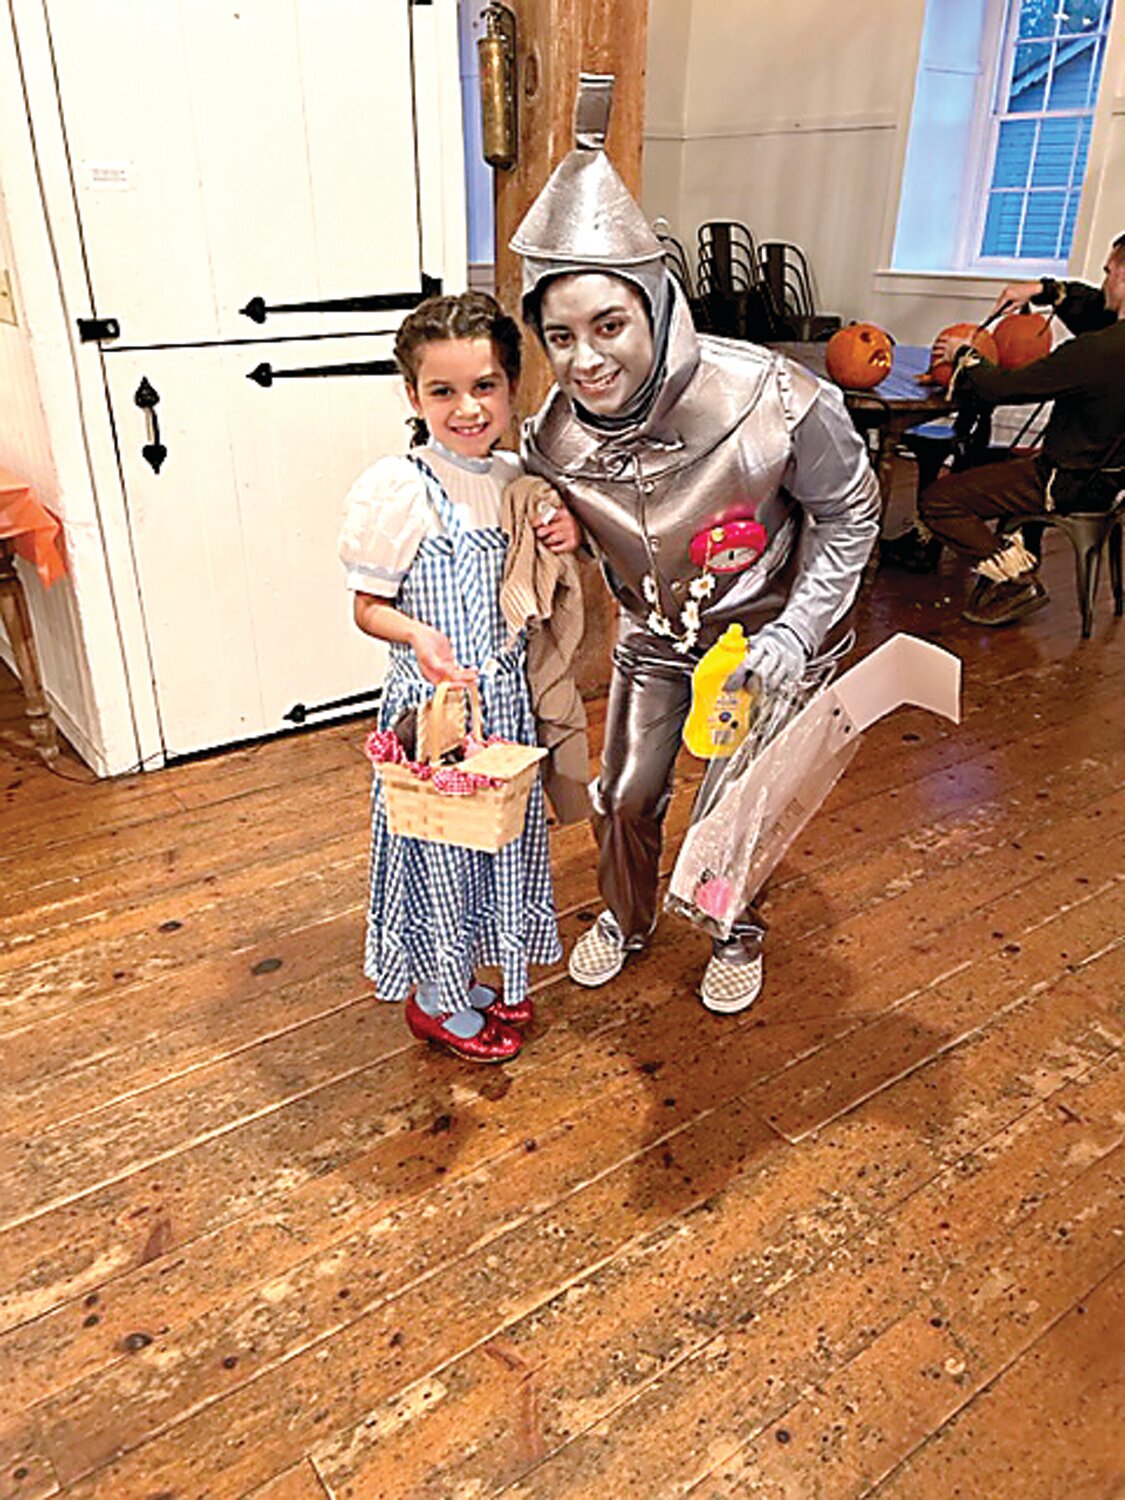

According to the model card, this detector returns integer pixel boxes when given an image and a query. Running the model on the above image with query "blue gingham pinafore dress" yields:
[365,456,561,1013]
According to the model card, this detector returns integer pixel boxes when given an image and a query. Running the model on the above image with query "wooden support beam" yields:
[493,0,650,416]
[489,0,650,693]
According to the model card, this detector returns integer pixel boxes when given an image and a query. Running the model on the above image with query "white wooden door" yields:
[46,0,425,345]
[42,0,465,757]
[101,337,408,756]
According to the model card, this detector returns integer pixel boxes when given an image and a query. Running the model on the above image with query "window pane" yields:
[982,192,1023,255]
[896,0,1114,271]
[1060,0,1103,31]
[1047,36,1095,107]
[994,119,1037,186]
[1020,191,1066,256]
[1091,31,1109,91]
[1017,0,1055,37]
[1009,40,1052,110]
[1032,117,1079,185]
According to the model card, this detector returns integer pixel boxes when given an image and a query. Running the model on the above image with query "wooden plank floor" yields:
[1,524,1123,1499]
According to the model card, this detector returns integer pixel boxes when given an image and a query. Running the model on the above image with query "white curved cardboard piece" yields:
[831,632,961,732]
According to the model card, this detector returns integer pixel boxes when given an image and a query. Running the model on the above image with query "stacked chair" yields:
[695,220,778,340]
[757,241,840,341]
[653,223,695,302]
[654,219,837,343]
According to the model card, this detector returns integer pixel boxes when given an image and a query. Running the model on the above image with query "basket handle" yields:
[428,680,484,766]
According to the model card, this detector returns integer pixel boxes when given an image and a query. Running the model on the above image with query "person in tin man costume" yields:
[513,75,880,1012]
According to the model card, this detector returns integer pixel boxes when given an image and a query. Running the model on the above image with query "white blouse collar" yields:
[427,439,493,475]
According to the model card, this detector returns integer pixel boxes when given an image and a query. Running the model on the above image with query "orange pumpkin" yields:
[825,322,895,390]
[925,323,1000,386]
[993,311,1052,370]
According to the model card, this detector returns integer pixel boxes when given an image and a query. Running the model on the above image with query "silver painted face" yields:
[539,273,655,416]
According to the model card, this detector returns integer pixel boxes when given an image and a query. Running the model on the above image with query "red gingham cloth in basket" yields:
[363,729,502,794]
[364,730,406,764]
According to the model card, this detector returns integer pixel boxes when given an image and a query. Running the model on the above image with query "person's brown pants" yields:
[918,454,1047,564]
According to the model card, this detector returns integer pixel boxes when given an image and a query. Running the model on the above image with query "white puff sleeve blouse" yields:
[338,447,521,600]
[338,456,430,600]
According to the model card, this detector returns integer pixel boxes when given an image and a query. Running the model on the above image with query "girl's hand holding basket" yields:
[409,621,478,688]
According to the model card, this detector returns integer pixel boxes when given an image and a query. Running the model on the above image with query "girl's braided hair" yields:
[394,291,521,447]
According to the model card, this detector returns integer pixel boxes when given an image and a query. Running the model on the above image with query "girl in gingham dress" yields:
[339,293,578,1062]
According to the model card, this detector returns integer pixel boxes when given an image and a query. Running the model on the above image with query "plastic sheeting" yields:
[667,633,962,940]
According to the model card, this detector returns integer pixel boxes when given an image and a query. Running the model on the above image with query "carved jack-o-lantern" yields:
[925,323,1000,386]
[825,322,895,390]
[993,311,1052,370]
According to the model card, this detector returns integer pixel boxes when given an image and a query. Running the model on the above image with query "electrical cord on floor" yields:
[41,757,101,784]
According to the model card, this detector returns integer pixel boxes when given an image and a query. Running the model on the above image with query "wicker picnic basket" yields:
[379,682,547,853]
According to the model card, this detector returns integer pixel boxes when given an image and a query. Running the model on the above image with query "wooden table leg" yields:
[0,540,60,762]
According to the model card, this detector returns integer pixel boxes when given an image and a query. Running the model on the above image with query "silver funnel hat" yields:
[511,74,666,320]
[512,74,676,430]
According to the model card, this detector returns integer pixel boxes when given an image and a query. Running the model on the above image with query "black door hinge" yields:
[284,687,382,724]
[239,274,441,327]
[247,357,397,387]
[78,317,120,343]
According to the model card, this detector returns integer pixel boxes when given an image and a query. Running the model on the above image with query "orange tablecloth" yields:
[0,466,67,587]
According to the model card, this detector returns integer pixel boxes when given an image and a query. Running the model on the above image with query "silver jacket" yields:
[522,286,880,655]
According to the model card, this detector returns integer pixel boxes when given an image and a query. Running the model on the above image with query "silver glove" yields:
[725,622,808,694]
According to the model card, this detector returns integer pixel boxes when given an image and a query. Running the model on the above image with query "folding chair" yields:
[998,491,1125,639]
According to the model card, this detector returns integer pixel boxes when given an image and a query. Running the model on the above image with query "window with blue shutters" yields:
[893,0,1117,273]
[979,0,1114,260]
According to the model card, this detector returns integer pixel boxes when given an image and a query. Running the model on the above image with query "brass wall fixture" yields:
[478,2,517,170]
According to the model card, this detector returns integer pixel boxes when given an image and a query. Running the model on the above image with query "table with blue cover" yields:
[770,341,955,513]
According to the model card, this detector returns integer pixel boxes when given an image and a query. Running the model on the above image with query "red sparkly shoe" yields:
[472,982,535,1030]
[404,994,522,1063]
[490,996,534,1029]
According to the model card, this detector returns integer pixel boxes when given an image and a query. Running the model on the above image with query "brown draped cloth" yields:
[500,476,590,824]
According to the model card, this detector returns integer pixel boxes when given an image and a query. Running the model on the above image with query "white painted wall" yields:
[642,0,692,242]
[644,0,1125,344]
[0,2,150,776]
[1077,15,1125,276]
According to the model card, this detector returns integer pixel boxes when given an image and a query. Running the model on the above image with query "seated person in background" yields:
[879,402,998,575]
[918,234,1125,627]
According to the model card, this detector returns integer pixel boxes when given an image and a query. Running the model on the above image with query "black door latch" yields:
[77,317,120,342]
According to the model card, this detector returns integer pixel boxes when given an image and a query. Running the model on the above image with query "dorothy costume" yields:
[339,440,561,1015]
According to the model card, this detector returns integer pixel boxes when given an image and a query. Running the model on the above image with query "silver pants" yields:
[591,618,766,964]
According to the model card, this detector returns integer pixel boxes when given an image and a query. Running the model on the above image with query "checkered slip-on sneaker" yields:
[568,915,628,987]
[699,953,764,1014]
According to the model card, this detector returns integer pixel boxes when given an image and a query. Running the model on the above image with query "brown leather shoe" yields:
[879,525,943,574]
[962,572,1049,626]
